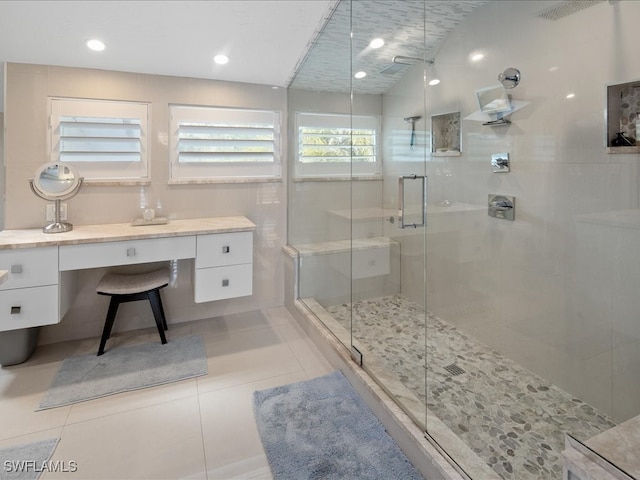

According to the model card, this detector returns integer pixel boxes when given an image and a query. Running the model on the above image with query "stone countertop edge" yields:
[0,216,256,250]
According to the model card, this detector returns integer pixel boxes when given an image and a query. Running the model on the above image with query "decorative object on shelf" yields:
[133,186,168,226]
[610,132,636,147]
[29,161,83,233]
[498,67,521,89]
[606,80,640,152]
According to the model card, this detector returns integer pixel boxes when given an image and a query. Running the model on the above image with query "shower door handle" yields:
[398,175,427,229]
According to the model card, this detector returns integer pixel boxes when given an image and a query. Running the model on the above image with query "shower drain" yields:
[443,364,465,376]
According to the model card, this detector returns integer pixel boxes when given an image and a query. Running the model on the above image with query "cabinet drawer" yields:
[0,247,58,290]
[59,236,196,271]
[194,263,252,303]
[0,285,59,331]
[196,232,253,269]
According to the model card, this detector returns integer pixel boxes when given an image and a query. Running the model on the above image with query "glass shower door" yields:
[349,0,429,429]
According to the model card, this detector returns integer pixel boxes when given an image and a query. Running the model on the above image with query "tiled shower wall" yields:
[381,0,640,422]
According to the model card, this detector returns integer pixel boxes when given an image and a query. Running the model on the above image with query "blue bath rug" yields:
[0,438,59,480]
[253,370,424,479]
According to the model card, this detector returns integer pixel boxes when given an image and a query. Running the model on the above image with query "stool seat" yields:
[97,269,170,295]
[96,268,170,356]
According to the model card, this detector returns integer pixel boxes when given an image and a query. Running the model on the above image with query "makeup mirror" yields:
[475,84,512,114]
[29,161,83,233]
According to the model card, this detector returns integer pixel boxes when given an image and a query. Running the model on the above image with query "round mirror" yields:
[32,162,81,199]
[29,161,83,233]
[498,67,521,89]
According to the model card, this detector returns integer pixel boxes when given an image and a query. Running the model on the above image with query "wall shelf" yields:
[605,146,640,154]
[464,100,529,125]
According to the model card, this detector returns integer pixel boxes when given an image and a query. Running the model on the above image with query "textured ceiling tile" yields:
[291,0,487,94]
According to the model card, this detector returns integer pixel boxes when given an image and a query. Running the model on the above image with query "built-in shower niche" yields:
[431,112,461,156]
[606,80,640,153]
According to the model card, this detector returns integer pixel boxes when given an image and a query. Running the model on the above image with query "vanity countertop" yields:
[0,216,256,250]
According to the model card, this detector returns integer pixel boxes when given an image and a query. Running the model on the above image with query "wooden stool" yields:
[96,268,170,356]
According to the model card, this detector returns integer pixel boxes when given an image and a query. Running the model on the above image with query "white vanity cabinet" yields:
[59,236,196,271]
[194,232,253,303]
[0,216,256,333]
[0,246,59,332]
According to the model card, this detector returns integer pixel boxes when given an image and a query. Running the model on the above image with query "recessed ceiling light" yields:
[369,38,384,49]
[214,54,229,65]
[86,39,105,52]
[566,93,575,99]
[354,71,367,79]
[470,52,484,62]
[428,78,441,86]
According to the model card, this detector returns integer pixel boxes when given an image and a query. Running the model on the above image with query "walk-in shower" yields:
[288,1,640,479]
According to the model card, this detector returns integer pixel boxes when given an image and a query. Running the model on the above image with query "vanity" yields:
[0,216,256,336]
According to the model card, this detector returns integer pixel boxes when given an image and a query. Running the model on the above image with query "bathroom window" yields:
[49,98,149,183]
[169,105,281,182]
[295,112,380,178]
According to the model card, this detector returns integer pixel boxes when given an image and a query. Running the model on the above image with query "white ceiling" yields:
[0,0,336,109]
[0,0,488,107]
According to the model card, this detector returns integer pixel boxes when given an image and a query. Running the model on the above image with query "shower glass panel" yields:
[347,0,428,429]
[289,1,640,479]
[287,0,353,350]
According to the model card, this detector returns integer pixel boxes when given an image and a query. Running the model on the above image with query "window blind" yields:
[170,105,281,181]
[49,98,149,182]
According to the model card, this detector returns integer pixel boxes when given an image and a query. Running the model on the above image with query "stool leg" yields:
[157,289,168,331]
[148,289,168,345]
[98,296,121,356]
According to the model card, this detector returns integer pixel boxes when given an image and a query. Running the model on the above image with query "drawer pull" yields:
[11,306,21,315]
[222,246,230,254]
[11,264,22,274]
[127,248,136,257]
[222,279,229,287]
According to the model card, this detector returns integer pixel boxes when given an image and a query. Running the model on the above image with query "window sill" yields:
[82,179,152,187]
[292,175,383,182]
[168,177,283,185]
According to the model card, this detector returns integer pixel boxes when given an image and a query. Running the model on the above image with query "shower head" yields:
[404,116,421,123]
[379,56,434,75]
[393,56,434,66]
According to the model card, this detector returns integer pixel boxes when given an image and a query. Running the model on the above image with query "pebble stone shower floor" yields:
[326,294,617,480]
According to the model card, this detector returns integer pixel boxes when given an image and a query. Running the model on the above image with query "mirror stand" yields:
[28,161,83,234]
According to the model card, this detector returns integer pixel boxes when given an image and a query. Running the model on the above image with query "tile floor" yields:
[327,295,618,480]
[0,307,334,480]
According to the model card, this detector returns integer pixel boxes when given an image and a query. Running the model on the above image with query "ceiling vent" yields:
[536,0,604,20]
